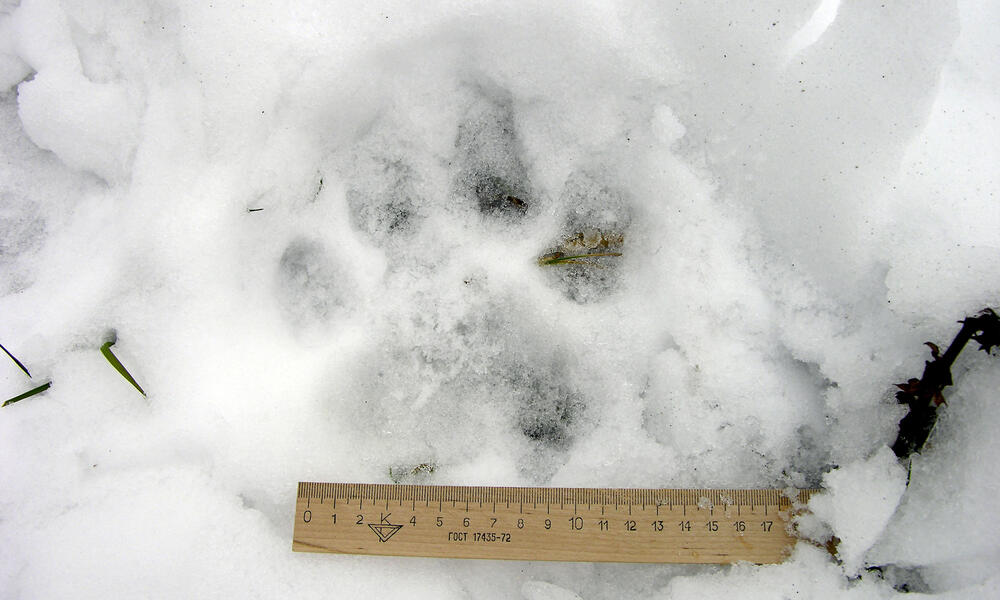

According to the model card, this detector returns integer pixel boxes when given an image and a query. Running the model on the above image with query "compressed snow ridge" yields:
[803,446,908,574]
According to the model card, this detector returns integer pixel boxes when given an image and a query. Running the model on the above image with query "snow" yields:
[801,445,908,574]
[1,0,999,598]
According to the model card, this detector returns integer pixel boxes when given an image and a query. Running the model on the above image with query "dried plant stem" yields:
[892,308,999,459]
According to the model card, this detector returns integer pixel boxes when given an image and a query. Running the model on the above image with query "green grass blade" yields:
[100,341,146,397]
[3,381,51,407]
[538,252,622,266]
[0,342,31,378]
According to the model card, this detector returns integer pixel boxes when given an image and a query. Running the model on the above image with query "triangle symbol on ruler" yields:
[368,523,403,543]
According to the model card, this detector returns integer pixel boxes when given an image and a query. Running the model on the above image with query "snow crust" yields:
[1,0,998,597]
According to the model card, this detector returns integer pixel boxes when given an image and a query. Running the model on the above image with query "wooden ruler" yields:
[292,483,818,564]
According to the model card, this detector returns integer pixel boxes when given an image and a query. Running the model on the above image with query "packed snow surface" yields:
[2,0,999,598]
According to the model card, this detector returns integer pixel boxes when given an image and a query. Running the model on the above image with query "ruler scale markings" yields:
[293,483,817,564]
